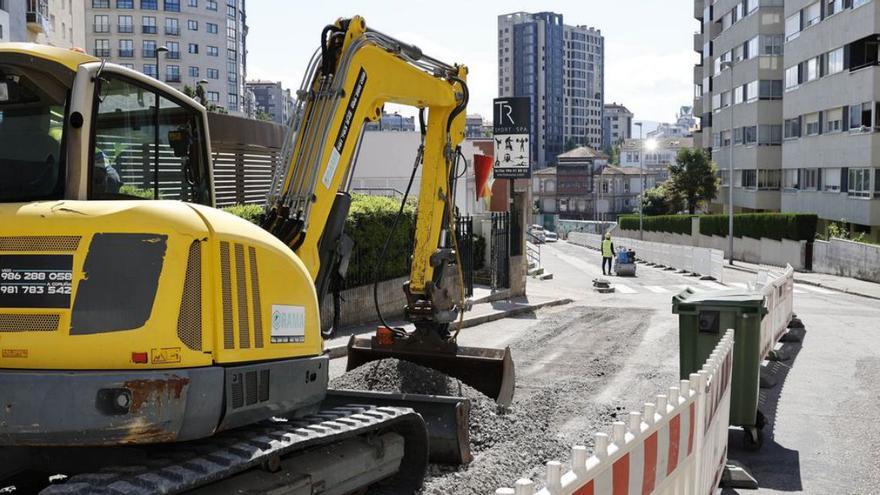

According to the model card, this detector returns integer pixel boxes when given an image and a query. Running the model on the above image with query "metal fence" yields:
[455,215,475,298]
[491,211,511,290]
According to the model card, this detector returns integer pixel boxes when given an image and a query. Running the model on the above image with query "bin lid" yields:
[671,287,767,314]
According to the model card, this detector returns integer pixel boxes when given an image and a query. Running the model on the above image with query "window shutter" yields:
[841,167,849,192]
[843,105,850,131]
[797,169,802,189]
[844,43,851,70]
[817,168,823,190]
[818,111,824,135]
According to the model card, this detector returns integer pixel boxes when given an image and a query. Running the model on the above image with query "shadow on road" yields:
[723,325,807,493]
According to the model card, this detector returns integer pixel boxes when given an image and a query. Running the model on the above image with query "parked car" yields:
[544,232,558,242]
[528,225,546,243]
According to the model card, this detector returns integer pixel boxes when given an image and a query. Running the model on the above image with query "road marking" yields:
[698,281,728,290]
[644,285,670,294]
[796,284,835,294]
[613,283,638,294]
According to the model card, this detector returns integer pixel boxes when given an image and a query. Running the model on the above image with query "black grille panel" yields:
[177,241,202,350]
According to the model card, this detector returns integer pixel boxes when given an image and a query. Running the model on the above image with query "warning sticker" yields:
[151,347,181,364]
[271,305,305,343]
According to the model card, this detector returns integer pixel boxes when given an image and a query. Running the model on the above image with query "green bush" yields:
[700,213,817,241]
[344,194,416,287]
[473,235,486,271]
[618,214,695,235]
[222,203,265,225]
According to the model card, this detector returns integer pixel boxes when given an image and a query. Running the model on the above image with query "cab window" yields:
[90,72,210,204]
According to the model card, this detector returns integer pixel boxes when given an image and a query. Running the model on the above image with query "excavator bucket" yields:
[345,334,516,407]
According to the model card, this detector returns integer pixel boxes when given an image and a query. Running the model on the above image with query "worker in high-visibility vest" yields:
[601,233,615,276]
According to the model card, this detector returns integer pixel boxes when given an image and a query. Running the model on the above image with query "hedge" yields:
[344,194,417,288]
[699,213,817,241]
[618,214,695,235]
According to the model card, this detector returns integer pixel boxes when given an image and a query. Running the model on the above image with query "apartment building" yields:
[620,137,695,181]
[85,0,248,115]
[246,80,293,125]
[498,11,605,168]
[2,0,85,46]
[603,102,633,152]
[694,0,786,215]
[781,0,880,240]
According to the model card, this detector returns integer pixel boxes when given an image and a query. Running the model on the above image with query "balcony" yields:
[93,24,110,33]
[94,49,111,58]
[142,25,157,34]
[26,0,49,33]
[165,27,180,36]
[118,49,134,58]
[166,75,181,83]
[693,32,702,53]
[694,64,704,85]
[118,25,134,33]
[694,0,704,20]
[166,51,180,60]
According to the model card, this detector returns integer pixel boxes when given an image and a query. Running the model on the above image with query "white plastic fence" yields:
[567,232,725,283]
[754,264,795,359]
[497,330,735,495]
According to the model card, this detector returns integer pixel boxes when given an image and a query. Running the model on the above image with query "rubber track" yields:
[40,405,420,495]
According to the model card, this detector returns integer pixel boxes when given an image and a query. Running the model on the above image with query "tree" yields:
[609,144,621,165]
[256,110,274,122]
[636,180,682,216]
[668,148,718,214]
[182,84,195,98]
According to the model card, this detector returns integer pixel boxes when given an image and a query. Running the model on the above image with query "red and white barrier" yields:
[754,264,794,359]
[497,330,735,495]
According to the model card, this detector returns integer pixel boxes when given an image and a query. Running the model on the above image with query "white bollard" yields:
[514,478,536,495]
[572,445,588,477]
[546,461,563,494]
[595,432,609,458]
[629,411,642,434]
[644,403,656,425]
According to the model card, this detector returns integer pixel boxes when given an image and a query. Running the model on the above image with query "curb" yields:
[324,297,573,359]
[724,263,880,301]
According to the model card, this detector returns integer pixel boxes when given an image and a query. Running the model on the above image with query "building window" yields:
[823,168,842,192]
[743,125,757,145]
[188,0,197,5]
[207,68,219,79]
[758,80,782,100]
[849,102,872,131]
[849,35,880,72]
[227,24,236,39]
[784,65,799,90]
[166,41,179,59]
[143,63,158,78]
[803,2,821,27]
[207,22,218,34]
[848,168,872,197]
[141,0,157,8]
[758,125,782,145]
[783,169,799,190]
[734,85,744,105]
[142,16,157,34]
[207,46,218,56]
[188,43,198,54]
[118,15,133,33]
[742,169,757,189]
[164,0,180,11]
[228,93,238,110]
[94,15,109,33]
[758,170,780,190]
[143,40,156,58]
[853,0,871,7]
[187,19,197,30]
[226,5,235,19]
[801,168,819,190]
[784,117,801,139]
[188,66,199,77]
[166,65,180,82]
[760,35,783,56]
[92,0,110,7]
[117,0,134,7]
[825,107,843,133]
[804,112,820,135]
[118,39,134,58]
[94,40,110,58]
[785,12,801,41]
[165,17,179,35]
[206,0,217,10]
[825,47,844,75]
[826,0,843,16]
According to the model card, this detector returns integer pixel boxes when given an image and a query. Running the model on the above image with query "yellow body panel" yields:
[0,43,97,70]
[0,201,321,370]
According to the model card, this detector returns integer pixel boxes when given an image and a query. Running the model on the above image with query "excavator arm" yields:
[264,17,514,405]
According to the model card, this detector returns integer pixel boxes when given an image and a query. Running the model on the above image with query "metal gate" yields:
[490,212,510,290]
[455,215,474,298]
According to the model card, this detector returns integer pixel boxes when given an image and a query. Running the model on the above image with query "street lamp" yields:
[155,45,168,81]
[721,60,735,265]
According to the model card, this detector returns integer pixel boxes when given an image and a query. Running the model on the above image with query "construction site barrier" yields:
[754,264,795,359]
[496,330,735,495]
[567,233,725,283]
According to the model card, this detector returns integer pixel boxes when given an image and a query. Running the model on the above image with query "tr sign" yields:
[493,97,531,179]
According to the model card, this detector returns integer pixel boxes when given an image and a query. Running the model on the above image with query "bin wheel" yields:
[742,427,763,451]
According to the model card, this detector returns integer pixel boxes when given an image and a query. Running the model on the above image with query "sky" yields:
[246,1,696,125]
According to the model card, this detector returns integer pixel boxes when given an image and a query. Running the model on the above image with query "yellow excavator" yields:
[0,16,513,494]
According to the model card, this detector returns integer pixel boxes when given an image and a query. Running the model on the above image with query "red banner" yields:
[474,154,494,201]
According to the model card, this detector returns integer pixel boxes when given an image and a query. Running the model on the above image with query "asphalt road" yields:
[336,239,880,493]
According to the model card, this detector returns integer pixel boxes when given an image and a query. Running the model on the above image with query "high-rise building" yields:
[694,0,880,240]
[693,0,784,215]
[603,102,633,152]
[84,0,248,115]
[498,11,604,169]
[246,80,293,125]
[2,0,85,46]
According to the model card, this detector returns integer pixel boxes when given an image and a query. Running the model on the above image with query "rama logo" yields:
[272,308,304,331]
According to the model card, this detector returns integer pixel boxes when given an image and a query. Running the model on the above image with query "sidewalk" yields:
[323,294,573,358]
[725,259,880,300]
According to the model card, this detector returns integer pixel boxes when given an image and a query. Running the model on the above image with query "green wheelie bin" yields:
[672,288,768,450]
